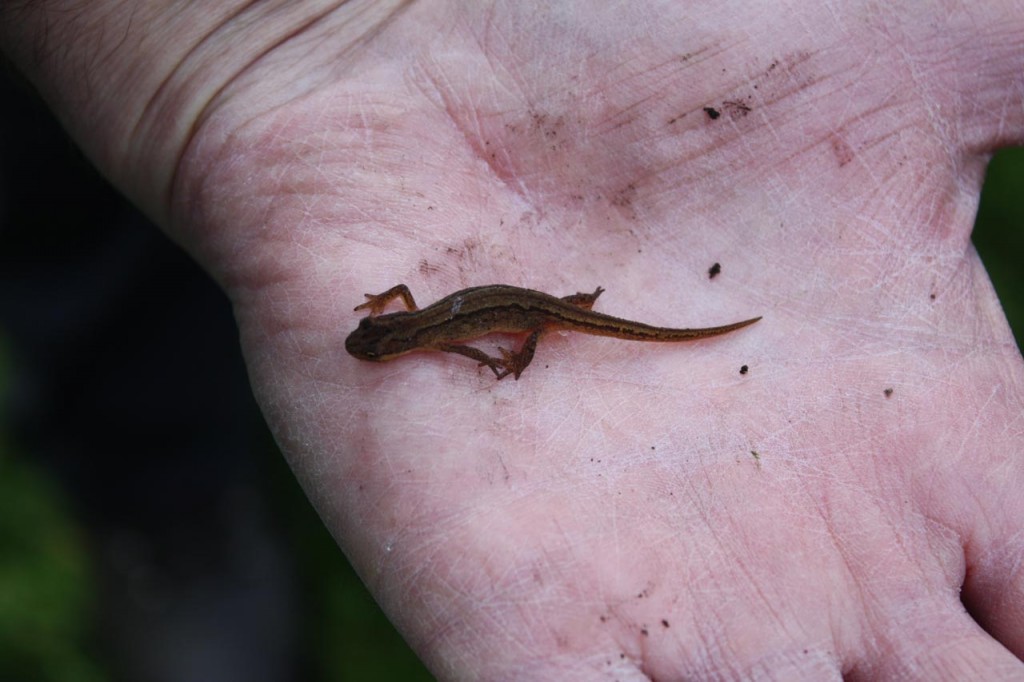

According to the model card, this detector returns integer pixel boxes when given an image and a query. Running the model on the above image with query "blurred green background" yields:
[0,356,435,681]
[0,137,1021,681]
[974,150,1024,347]
[0,376,436,681]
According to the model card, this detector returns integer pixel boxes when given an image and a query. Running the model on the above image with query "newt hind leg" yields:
[561,286,604,310]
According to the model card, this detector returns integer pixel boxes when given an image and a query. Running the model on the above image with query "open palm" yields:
[13,1,1022,678]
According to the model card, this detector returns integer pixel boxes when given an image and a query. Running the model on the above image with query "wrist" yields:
[0,0,405,228]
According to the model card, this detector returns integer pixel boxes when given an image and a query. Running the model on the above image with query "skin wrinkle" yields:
[32,2,123,77]
[160,2,357,213]
[132,0,258,195]
[168,1,418,242]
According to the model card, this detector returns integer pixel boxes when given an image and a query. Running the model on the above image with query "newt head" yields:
[345,314,418,361]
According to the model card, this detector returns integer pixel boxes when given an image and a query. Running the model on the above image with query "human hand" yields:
[5,2,1023,678]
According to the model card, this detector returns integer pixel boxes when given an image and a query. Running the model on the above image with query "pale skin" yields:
[3,1,1023,679]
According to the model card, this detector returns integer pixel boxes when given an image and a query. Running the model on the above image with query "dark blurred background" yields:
[1,64,1022,682]
[0,69,432,680]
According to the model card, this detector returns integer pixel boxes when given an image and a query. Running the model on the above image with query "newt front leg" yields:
[438,329,541,380]
[354,284,418,315]
[438,343,508,379]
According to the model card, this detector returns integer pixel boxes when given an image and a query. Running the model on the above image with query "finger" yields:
[961,530,1024,657]
[951,447,1024,658]
[855,609,1023,681]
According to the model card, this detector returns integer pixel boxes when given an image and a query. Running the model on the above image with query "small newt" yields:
[345,284,761,380]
